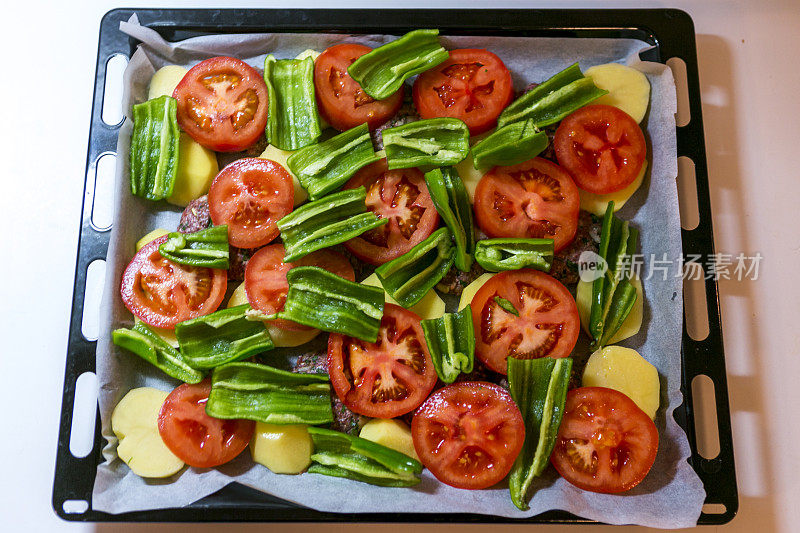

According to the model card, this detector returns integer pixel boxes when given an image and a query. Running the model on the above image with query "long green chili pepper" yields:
[263,55,322,151]
[497,63,607,129]
[112,322,204,384]
[287,123,379,200]
[507,357,572,511]
[206,362,333,425]
[382,118,470,169]
[420,306,475,383]
[424,167,475,272]
[274,266,385,342]
[308,427,422,487]
[470,119,549,169]
[599,278,638,347]
[375,228,455,309]
[174,304,274,369]
[474,238,554,272]
[129,95,180,200]
[347,29,449,100]
[157,225,229,269]
[277,187,387,262]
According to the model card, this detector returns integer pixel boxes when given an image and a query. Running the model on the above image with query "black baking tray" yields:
[53,7,737,525]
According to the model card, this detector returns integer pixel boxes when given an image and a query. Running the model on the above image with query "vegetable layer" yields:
[382,118,470,169]
[263,55,322,150]
[474,238,554,273]
[112,322,204,384]
[420,306,475,383]
[130,95,181,200]
[158,225,230,269]
[424,167,475,272]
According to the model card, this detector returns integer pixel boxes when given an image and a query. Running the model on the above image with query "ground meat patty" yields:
[436,261,486,296]
[550,210,602,286]
[290,350,369,435]
[227,247,253,281]
[178,195,212,233]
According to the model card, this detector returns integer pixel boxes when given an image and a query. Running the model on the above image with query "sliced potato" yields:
[112,387,184,478]
[454,152,487,203]
[167,132,219,207]
[147,65,189,100]
[258,145,308,206]
[576,274,643,345]
[133,315,179,348]
[578,160,647,216]
[135,228,169,251]
[582,346,660,419]
[251,422,313,474]
[359,418,420,461]
[295,49,321,61]
[457,272,495,311]
[361,273,445,320]
[585,63,651,123]
[228,282,320,347]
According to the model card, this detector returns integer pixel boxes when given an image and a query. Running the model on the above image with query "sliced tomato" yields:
[343,159,439,265]
[328,304,437,418]
[551,387,659,493]
[554,104,647,194]
[158,379,254,469]
[244,244,355,331]
[470,269,579,375]
[473,157,580,253]
[413,49,514,135]
[412,382,525,489]
[172,56,269,152]
[207,158,294,249]
[120,235,227,329]
[314,43,404,131]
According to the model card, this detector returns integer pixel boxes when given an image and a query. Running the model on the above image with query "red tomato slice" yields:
[328,304,437,418]
[208,158,294,249]
[412,381,525,489]
[551,387,659,493]
[343,159,439,265]
[554,104,647,194]
[244,244,355,331]
[158,379,254,469]
[470,269,579,375]
[314,43,404,131]
[173,56,269,152]
[473,157,580,253]
[413,49,514,135]
[120,235,227,329]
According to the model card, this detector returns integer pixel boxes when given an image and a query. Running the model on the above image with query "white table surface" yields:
[2,0,798,531]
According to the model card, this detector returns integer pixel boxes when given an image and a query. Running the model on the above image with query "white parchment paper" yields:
[92,14,705,528]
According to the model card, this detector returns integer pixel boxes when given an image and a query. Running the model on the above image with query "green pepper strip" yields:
[494,297,519,317]
[471,119,549,169]
[474,238,554,273]
[589,202,640,348]
[382,118,470,170]
[263,55,322,151]
[497,63,608,129]
[275,266,385,342]
[308,427,422,486]
[129,95,180,200]
[375,228,455,309]
[206,362,333,425]
[174,304,274,370]
[112,322,204,384]
[507,357,572,511]
[347,29,449,100]
[277,187,387,262]
[424,167,475,272]
[420,306,475,383]
[287,123,379,200]
[157,225,229,269]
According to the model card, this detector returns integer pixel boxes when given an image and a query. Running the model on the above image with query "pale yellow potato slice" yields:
[167,133,219,207]
[576,274,644,344]
[228,283,320,347]
[454,152,487,203]
[361,273,445,320]
[457,272,495,311]
[585,63,651,123]
[582,346,660,419]
[258,145,308,206]
[359,418,420,461]
[251,422,313,474]
[112,387,184,478]
[147,65,188,100]
[135,228,169,251]
[578,160,648,216]
[295,49,321,61]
